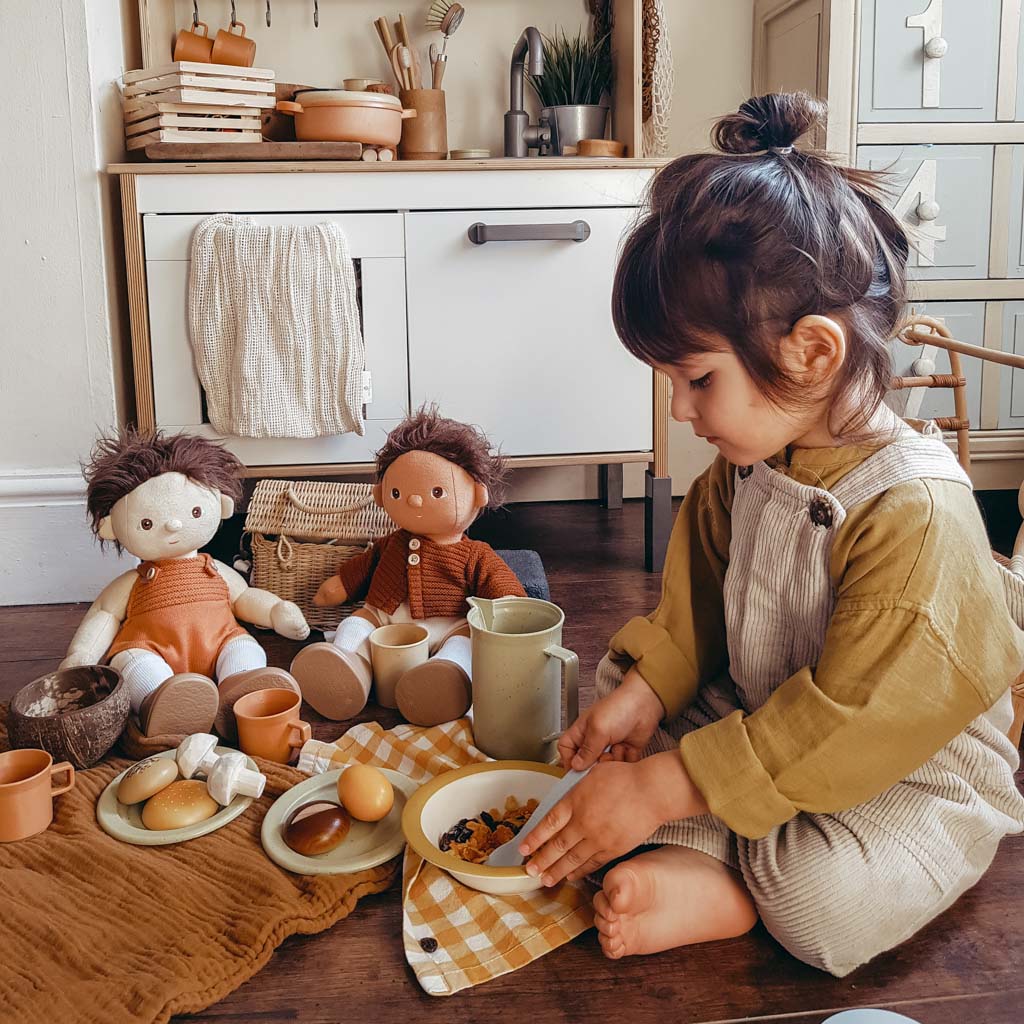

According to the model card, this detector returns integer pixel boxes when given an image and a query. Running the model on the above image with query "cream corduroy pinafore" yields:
[597,428,1024,976]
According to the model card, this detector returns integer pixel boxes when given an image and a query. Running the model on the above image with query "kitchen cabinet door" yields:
[857,144,993,279]
[404,208,652,457]
[998,301,1024,427]
[858,0,1001,122]
[1006,146,1024,276]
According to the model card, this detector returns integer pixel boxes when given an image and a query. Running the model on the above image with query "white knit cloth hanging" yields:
[188,215,365,439]
[642,0,674,158]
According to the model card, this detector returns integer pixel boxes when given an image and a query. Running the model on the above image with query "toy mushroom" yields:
[206,751,266,805]
[176,732,220,780]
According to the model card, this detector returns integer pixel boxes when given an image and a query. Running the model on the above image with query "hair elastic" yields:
[768,145,794,155]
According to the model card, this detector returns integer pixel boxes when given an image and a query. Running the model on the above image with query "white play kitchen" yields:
[115,0,674,569]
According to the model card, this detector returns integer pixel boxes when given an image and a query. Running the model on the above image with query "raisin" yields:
[480,811,496,829]
[500,821,522,835]
[419,937,438,953]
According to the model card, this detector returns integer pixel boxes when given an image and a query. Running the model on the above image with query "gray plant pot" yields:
[540,105,609,155]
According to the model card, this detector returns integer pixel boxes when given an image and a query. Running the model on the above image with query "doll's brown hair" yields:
[612,91,910,435]
[84,429,244,551]
[376,406,509,508]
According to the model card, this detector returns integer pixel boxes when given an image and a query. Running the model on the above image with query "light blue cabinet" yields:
[998,302,1024,427]
[859,0,1001,122]
[858,144,993,279]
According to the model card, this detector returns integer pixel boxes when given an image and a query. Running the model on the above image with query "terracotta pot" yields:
[276,90,416,146]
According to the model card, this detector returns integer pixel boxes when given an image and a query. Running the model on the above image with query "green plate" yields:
[96,747,258,846]
[261,768,418,875]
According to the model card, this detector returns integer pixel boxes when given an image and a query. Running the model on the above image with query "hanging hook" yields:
[230,0,237,28]
[266,0,271,27]
[192,0,199,27]
[314,0,319,27]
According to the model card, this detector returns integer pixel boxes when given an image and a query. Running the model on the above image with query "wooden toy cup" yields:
[172,22,214,63]
[234,688,311,764]
[369,623,429,708]
[0,748,75,843]
[398,89,447,160]
[211,22,256,68]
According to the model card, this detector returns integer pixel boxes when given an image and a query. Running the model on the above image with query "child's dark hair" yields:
[613,91,910,434]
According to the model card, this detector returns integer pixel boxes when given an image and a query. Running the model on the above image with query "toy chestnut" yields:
[290,407,525,725]
[61,431,309,739]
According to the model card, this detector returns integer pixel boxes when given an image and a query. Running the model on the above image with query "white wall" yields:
[0,0,754,604]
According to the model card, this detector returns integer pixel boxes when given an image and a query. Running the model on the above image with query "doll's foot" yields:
[594,846,757,959]
[215,667,301,742]
[289,643,371,721]
[138,673,220,739]
[394,658,471,726]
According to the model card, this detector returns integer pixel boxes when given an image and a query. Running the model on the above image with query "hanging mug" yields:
[211,22,256,67]
[173,21,214,62]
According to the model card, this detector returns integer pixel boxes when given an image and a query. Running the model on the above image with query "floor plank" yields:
[1,498,1021,1024]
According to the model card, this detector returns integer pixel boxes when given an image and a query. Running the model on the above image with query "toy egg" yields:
[337,765,394,822]
[283,801,351,856]
[141,779,219,831]
[117,755,180,805]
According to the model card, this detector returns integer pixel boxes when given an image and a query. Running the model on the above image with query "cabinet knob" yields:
[924,36,948,59]
[912,357,936,376]
[916,199,941,222]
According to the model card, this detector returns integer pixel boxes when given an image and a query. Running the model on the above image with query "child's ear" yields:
[98,516,116,541]
[783,315,846,381]
[220,494,235,520]
[372,482,383,508]
[474,483,489,509]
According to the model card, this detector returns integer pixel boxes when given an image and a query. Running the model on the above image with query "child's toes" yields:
[593,889,619,923]
[604,865,640,916]
[599,930,627,959]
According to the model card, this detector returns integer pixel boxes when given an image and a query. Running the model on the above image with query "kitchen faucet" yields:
[504,27,550,157]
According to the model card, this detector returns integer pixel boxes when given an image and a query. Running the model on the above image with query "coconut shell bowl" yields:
[9,666,129,769]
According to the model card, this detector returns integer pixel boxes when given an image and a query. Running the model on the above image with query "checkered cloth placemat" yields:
[314,718,595,995]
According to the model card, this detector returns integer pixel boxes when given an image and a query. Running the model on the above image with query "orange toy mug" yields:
[210,22,256,67]
[0,749,75,843]
[172,21,214,62]
[234,688,311,764]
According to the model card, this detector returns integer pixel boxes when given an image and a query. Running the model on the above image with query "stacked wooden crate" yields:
[123,62,276,150]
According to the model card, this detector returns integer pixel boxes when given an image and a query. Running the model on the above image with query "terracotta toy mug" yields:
[172,22,214,63]
[369,623,429,709]
[0,748,75,843]
[234,688,311,764]
[211,22,256,67]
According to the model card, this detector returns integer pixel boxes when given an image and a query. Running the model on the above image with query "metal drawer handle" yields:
[467,220,591,245]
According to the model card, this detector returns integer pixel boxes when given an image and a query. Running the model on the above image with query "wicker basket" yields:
[244,480,395,632]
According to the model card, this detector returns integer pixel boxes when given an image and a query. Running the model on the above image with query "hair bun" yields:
[712,91,826,155]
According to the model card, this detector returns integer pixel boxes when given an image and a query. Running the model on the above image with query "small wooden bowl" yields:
[575,138,626,158]
[9,666,129,769]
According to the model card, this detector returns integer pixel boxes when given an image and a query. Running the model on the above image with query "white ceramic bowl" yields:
[401,760,563,895]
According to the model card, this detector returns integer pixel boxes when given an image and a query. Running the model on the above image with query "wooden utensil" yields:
[375,16,396,66]
[399,46,414,91]
[397,13,422,88]
[389,44,407,90]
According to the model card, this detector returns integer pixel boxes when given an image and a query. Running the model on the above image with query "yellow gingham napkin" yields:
[312,719,594,995]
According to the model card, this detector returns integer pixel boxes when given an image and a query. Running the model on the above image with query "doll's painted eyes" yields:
[391,488,401,499]
[192,506,202,518]
[431,487,446,499]
[689,372,712,391]
[141,518,153,530]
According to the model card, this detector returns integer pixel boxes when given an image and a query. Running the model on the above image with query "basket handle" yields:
[283,486,375,516]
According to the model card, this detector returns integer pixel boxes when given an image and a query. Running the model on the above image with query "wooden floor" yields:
[2,499,1023,1024]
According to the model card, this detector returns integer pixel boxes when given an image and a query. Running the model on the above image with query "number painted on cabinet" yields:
[906,0,945,108]
[892,159,947,266]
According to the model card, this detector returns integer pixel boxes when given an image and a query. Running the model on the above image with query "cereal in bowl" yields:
[439,796,539,864]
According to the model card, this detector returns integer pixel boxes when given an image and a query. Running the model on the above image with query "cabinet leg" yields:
[644,470,672,573]
[598,463,623,509]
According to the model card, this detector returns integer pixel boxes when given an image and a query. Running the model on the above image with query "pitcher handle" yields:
[544,644,579,732]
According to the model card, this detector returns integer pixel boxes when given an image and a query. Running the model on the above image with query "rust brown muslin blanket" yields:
[0,708,398,1024]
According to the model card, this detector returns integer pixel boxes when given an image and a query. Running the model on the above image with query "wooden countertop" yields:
[108,156,669,174]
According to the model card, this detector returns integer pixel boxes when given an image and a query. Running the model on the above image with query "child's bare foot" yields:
[594,846,757,958]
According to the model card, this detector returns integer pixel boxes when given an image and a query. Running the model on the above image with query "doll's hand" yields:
[519,752,705,887]
[558,667,664,772]
[313,575,348,607]
[271,600,310,641]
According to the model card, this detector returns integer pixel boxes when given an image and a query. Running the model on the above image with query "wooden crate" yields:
[122,61,275,149]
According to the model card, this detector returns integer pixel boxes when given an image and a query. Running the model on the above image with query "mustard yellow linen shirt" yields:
[610,445,1023,839]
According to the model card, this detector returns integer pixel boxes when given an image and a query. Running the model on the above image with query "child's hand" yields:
[313,575,348,607]
[557,667,664,771]
[519,751,707,886]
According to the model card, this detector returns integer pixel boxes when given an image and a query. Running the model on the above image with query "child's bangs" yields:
[612,214,735,369]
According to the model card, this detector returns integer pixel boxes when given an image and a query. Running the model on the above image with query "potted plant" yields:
[527,28,612,155]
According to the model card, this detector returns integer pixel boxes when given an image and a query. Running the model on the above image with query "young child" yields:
[517,92,1024,976]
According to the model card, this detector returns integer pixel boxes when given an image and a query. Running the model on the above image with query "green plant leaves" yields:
[526,27,612,108]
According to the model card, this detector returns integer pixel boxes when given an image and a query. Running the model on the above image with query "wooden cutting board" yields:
[144,140,363,161]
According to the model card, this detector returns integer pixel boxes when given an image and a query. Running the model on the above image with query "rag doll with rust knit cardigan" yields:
[290,408,526,726]
[61,431,309,739]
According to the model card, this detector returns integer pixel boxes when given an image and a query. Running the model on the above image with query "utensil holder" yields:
[398,89,447,160]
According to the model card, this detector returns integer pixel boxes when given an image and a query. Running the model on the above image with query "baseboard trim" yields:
[0,472,126,605]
